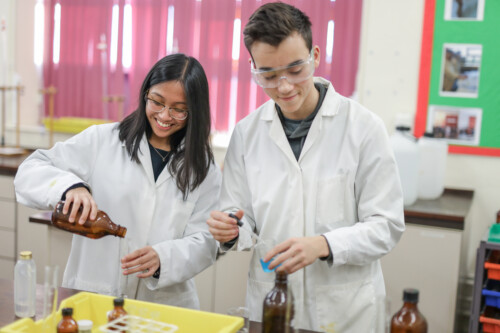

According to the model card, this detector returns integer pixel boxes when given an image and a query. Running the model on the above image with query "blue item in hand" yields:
[260,257,281,273]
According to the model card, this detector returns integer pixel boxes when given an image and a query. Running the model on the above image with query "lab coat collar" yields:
[263,77,342,164]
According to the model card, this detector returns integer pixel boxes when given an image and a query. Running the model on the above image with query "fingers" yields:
[265,237,328,274]
[206,210,243,243]
[234,209,244,220]
[121,246,160,278]
[64,187,97,224]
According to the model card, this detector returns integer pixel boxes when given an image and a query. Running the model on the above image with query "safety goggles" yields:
[250,50,315,88]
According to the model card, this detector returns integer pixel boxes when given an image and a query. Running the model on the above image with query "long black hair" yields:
[118,53,214,199]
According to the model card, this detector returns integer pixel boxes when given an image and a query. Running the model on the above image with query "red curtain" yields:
[42,0,363,131]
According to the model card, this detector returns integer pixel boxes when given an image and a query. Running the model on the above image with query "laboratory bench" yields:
[0,277,319,333]
[0,149,474,332]
[28,188,475,333]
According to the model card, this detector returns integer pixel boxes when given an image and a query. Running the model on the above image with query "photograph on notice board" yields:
[439,43,482,98]
[444,0,485,20]
[427,105,482,146]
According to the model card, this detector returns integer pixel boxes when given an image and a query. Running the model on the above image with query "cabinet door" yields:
[194,265,216,312]
[0,200,15,229]
[17,204,49,284]
[0,257,14,280]
[0,175,15,200]
[381,224,462,332]
[213,251,252,314]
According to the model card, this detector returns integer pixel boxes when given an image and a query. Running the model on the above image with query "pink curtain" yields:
[42,0,363,130]
[43,0,124,120]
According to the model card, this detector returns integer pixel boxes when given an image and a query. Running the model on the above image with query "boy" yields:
[207,3,404,332]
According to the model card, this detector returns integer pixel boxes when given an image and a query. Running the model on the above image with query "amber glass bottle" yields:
[57,307,78,333]
[262,271,294,333]
[52,201,126,239]
[108,297,128,331]
[390,288,428,333]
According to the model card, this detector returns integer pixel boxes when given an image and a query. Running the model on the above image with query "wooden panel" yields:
[0,200,15,229]
[17,204,49,284]
[194,265,216,312]
[0,258,15,280]
[48,228,72,286]
[381,224,462,332]
[0,229,15,258]
[0,175,14,200]
[213,251,252,314]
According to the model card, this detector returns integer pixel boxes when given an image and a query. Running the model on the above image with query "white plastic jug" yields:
[390,126,419,206]
[417,133,448,200]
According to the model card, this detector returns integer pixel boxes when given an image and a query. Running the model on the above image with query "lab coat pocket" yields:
[316,174,346,225]
[315,280,376,333]
[171,199,196,239]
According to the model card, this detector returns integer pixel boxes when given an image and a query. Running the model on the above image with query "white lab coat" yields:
[14,123,221,309]
[220,78,405,332]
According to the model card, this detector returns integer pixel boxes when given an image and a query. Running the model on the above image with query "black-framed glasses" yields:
[144,94,189,120]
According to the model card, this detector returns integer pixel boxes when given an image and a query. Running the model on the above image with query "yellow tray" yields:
[42,117,111,134]
[0,292,243,333]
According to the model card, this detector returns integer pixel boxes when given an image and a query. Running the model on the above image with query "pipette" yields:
[228,213,263,243]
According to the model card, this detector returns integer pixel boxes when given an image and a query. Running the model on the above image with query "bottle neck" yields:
[403,301,418,309]
[275,272,288,286]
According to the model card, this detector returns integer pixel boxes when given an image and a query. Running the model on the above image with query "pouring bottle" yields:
[52,201,126,239]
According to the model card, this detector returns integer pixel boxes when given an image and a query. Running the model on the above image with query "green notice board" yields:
[415,0,500,156]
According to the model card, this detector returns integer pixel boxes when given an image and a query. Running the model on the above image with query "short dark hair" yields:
[243,2,312,55]
[118,53,214,199]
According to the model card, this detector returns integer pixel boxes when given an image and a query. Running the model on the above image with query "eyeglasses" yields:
[250,50,315,88]
[144,94,189,120]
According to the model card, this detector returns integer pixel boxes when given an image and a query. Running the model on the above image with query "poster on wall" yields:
[444,0,485,20]
[439,43,482,98]
[415,0,500,157]
[427,105,482,146]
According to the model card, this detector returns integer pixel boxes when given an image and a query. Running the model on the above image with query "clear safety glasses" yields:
[250,50,315,88]
[144,94,189,120]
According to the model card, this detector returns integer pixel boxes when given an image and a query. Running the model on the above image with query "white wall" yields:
[7,0,500,282]
[357,0,500,281]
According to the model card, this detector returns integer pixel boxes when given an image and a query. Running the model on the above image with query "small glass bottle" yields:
[57,307,79,333]
[390,288,428,333]
[262,271,294,333]
[52,201,127,239]
[14,250,36,318]
[108,297,128,331]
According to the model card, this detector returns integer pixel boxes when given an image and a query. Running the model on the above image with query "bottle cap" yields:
[62,307,73,316]
[403,288,419,303]
[77,319,93,329]
[19,251,32,260]
[114,297,125,307]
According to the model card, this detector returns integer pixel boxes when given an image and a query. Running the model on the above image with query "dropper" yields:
[228,213,263,243]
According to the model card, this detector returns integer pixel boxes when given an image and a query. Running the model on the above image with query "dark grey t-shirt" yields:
[276,82,327,160]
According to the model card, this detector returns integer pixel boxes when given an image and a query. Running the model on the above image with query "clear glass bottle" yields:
[108,297,128,332]
[262,271,294,333]
[14,250,36,318]
[390,288,428,333]
[52,201,127,239]
[57,307,79,333]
